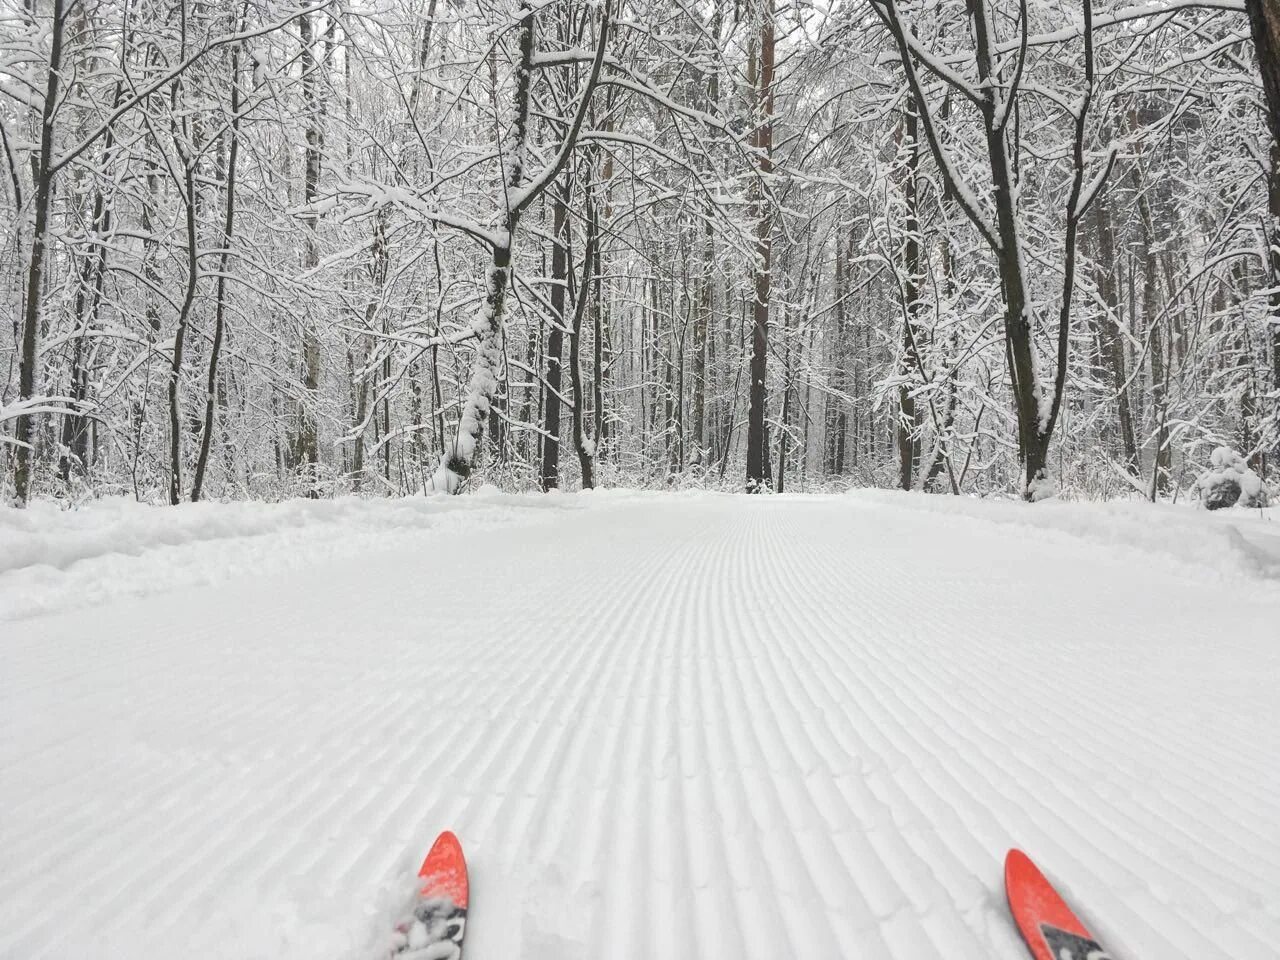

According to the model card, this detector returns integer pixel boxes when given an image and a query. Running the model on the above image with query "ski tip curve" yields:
[1004,847,1105,960]
[1004,847,1034,890]
[419,830,469,909]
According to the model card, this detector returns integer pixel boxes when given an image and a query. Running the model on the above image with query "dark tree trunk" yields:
[540,187,568,490]
[897,99,922,491]
[294,10,323,490]
[876,0,1104,498]
[59,174,113,489]
[193,23,245,501]
[776,305,792,493]
[1089,198,1139,476]
[167,164,200,504]
[1273,145,1280,472]
[827,230,849,476]
[570,190,598,488]
[168,11,202,507]
[692,220,710,463]
[592,203,606,459]
[1247,0,1280,148]
[14,0,66,503]
[1247,0,1280,471]
[1137,189,1171,496]
[745,9,774,493]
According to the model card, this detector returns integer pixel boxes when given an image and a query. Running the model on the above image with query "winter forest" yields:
[5,3,1280,957]
[2,0,1279,504]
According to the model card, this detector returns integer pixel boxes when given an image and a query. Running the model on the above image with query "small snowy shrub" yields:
[1196,447,1268,510]
[1026,472,1059,503]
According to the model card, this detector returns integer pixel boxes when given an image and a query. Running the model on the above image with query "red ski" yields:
[393,831,468,959]
[1005,849,1112,960]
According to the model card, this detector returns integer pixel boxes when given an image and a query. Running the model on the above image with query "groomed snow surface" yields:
[2,491,1278,960]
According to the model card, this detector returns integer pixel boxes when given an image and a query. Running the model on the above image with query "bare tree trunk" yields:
[1248,0,1280,471]
[826,230,849,475]
[408,0,439,118]
[59,156,114,487]
[570,189,599,488]
[689,4,722,469]
[897,98,922,491]
[1271,146,1280,475]
[1089,197,1138,475]
[921,235,958,491]
[745,5,774,493]
[874,0,1107,498]
[1247,0,1280,147]
[692,228,709,465]
[540,187,568,490]
[59,69,130,489]
[430,0,609,493]
[14,0,66,503]
[662,300,675,466]
[776,304,792,493]
[349,211,389,490]
[193,17,246,501]
[168,10,202,506]
[350,346,369,482]
[295,10,323,492]
[671,267,685,473]
[1136,186,1171,495]
[591,199,606,459]
[971,11,1045,489]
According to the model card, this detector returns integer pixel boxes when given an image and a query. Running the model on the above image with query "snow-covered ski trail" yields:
[2,493,1277,960]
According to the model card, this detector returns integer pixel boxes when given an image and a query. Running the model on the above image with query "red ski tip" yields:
[1005,849,1109,960]
[418,830,468,909]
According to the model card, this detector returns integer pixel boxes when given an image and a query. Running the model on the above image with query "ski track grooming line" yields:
[0,506,1249,957]
[797,519,1168,957]
[0,504,1187,960]
[753,507,979,958]
[795,507,1256,958]
[1,494,1278,960]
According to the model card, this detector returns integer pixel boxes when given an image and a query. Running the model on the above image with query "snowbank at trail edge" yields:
[846,488,1280,585]
[5,488,1277,621]
[0,490,585,621]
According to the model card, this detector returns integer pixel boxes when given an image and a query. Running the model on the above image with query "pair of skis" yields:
[398,834,1111,960]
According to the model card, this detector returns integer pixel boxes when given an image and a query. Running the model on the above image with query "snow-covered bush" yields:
[1196,447,1267,510]
[1026,473,1059,503]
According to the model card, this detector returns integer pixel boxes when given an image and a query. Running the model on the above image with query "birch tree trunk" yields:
[294,10,323,491]
[430,0,609,493]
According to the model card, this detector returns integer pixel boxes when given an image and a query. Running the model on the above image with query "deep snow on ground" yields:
[1,491,1278,960]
